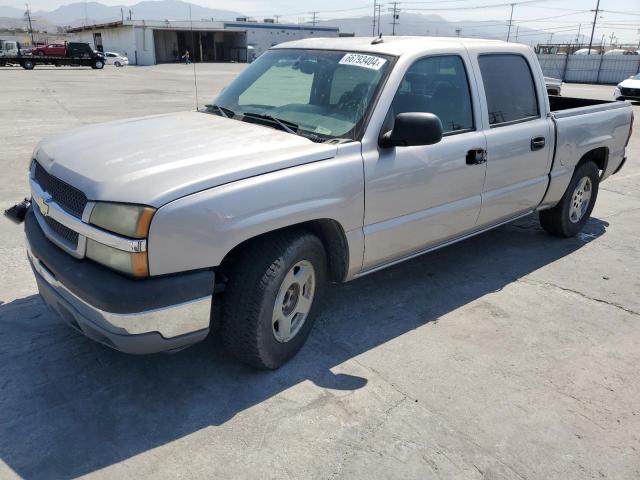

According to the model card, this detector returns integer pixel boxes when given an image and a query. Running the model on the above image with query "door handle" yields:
[466,148,487,165]
[531,136,546,150]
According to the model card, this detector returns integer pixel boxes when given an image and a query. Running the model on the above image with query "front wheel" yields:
[221,231,327,369]
[539,160,600,237]
[21,59,34,70]
[93,59,104,69]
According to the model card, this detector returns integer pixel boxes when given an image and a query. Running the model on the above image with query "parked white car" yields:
[605,49,638,56]
[614,73,640,101]
[544,76,562,96]
[573,48,600,55]
[104,51,128,67]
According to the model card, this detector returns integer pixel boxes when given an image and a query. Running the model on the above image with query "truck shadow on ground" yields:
[0,214,608,479]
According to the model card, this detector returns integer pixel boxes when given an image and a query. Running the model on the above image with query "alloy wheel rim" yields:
[272,260,316,343]
[569,176,592,223]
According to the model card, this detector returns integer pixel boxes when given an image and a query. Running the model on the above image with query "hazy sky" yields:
[13,0,640,43]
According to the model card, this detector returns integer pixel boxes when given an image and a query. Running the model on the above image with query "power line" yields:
[403,0,551,12]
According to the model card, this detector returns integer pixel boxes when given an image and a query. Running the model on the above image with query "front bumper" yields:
[25,209,214,354]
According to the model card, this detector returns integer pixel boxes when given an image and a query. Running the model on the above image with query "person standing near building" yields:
[182,49,190,64]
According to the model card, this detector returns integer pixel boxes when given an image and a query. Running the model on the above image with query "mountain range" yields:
[1,0,575,45]
[1,1,241,27]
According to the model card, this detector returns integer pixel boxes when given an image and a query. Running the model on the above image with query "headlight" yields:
[614,87,621,98]
[86,239,149,277]
[90,202,155,238]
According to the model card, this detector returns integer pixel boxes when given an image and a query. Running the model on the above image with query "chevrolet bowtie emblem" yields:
[35,196,50,217]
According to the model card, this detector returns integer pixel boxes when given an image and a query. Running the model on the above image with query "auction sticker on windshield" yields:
[339,53,387,70]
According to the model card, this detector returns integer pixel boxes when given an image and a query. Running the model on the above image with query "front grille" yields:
[33,161,88,218]
[43,215,79,248]
[620,87,640,97]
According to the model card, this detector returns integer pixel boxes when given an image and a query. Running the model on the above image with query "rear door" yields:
[473,53,553,226]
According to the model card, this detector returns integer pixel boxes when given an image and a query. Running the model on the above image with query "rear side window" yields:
[478,54,539,126]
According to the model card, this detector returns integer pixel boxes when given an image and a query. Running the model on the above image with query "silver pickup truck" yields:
[21,37,634,368]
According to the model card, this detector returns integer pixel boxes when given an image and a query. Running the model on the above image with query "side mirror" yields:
[379,112,443,148]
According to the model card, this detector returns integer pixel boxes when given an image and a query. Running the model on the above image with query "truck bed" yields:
[549,94,631,183]
[549,95,625,117]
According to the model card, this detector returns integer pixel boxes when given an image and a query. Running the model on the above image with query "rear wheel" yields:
[37,51,44,56]
[221,231,327,369]
[539,160,600,237]
[21,59,34,70]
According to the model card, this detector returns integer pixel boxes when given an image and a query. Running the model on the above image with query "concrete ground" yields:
[1,64,639,480]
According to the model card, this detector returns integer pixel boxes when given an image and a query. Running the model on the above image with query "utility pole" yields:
[548,32,554,43]
[515,25,519,42]
[372,0,377,36]
[274,15,281,23]
[310,11,318,27]
[587,0,600,55]
[455,27,461,37]
[575,23,581,44]
[506,3,515,42]
[376,2,382,35]
[24,3,34,44]
[608,31,616,48]
[389,2,399,36]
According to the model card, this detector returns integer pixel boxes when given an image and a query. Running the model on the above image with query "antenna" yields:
[189,5,199,111]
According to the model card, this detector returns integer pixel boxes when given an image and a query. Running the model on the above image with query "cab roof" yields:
[272,36,512,56]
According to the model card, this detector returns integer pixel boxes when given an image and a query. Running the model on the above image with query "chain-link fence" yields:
[537,53,640,85]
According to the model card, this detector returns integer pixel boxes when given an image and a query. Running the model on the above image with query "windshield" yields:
[210,49,393,141]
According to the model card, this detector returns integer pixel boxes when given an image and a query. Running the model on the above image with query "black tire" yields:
[221,231,327,369]
[22,60,34,70]
[539,160,600,237]
[93,59,104,69]
[114,61,121,67]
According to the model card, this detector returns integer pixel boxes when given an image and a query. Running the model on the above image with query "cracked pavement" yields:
[1,66,639,479]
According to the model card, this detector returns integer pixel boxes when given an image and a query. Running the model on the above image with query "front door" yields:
[363,54,487,270]
[474,53,553,226]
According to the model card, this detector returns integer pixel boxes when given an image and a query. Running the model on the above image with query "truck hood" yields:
[35,111,338,207]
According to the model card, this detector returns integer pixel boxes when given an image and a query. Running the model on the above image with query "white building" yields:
[68,19,340,65]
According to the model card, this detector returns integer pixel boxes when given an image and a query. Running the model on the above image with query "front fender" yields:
[147,143,364,276]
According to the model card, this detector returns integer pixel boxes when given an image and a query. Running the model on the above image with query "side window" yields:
[478,54,539,126]
[390,55,474,134]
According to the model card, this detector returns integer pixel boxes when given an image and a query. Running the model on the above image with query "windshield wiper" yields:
[205,104,235,118]
[242,112,299,135]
